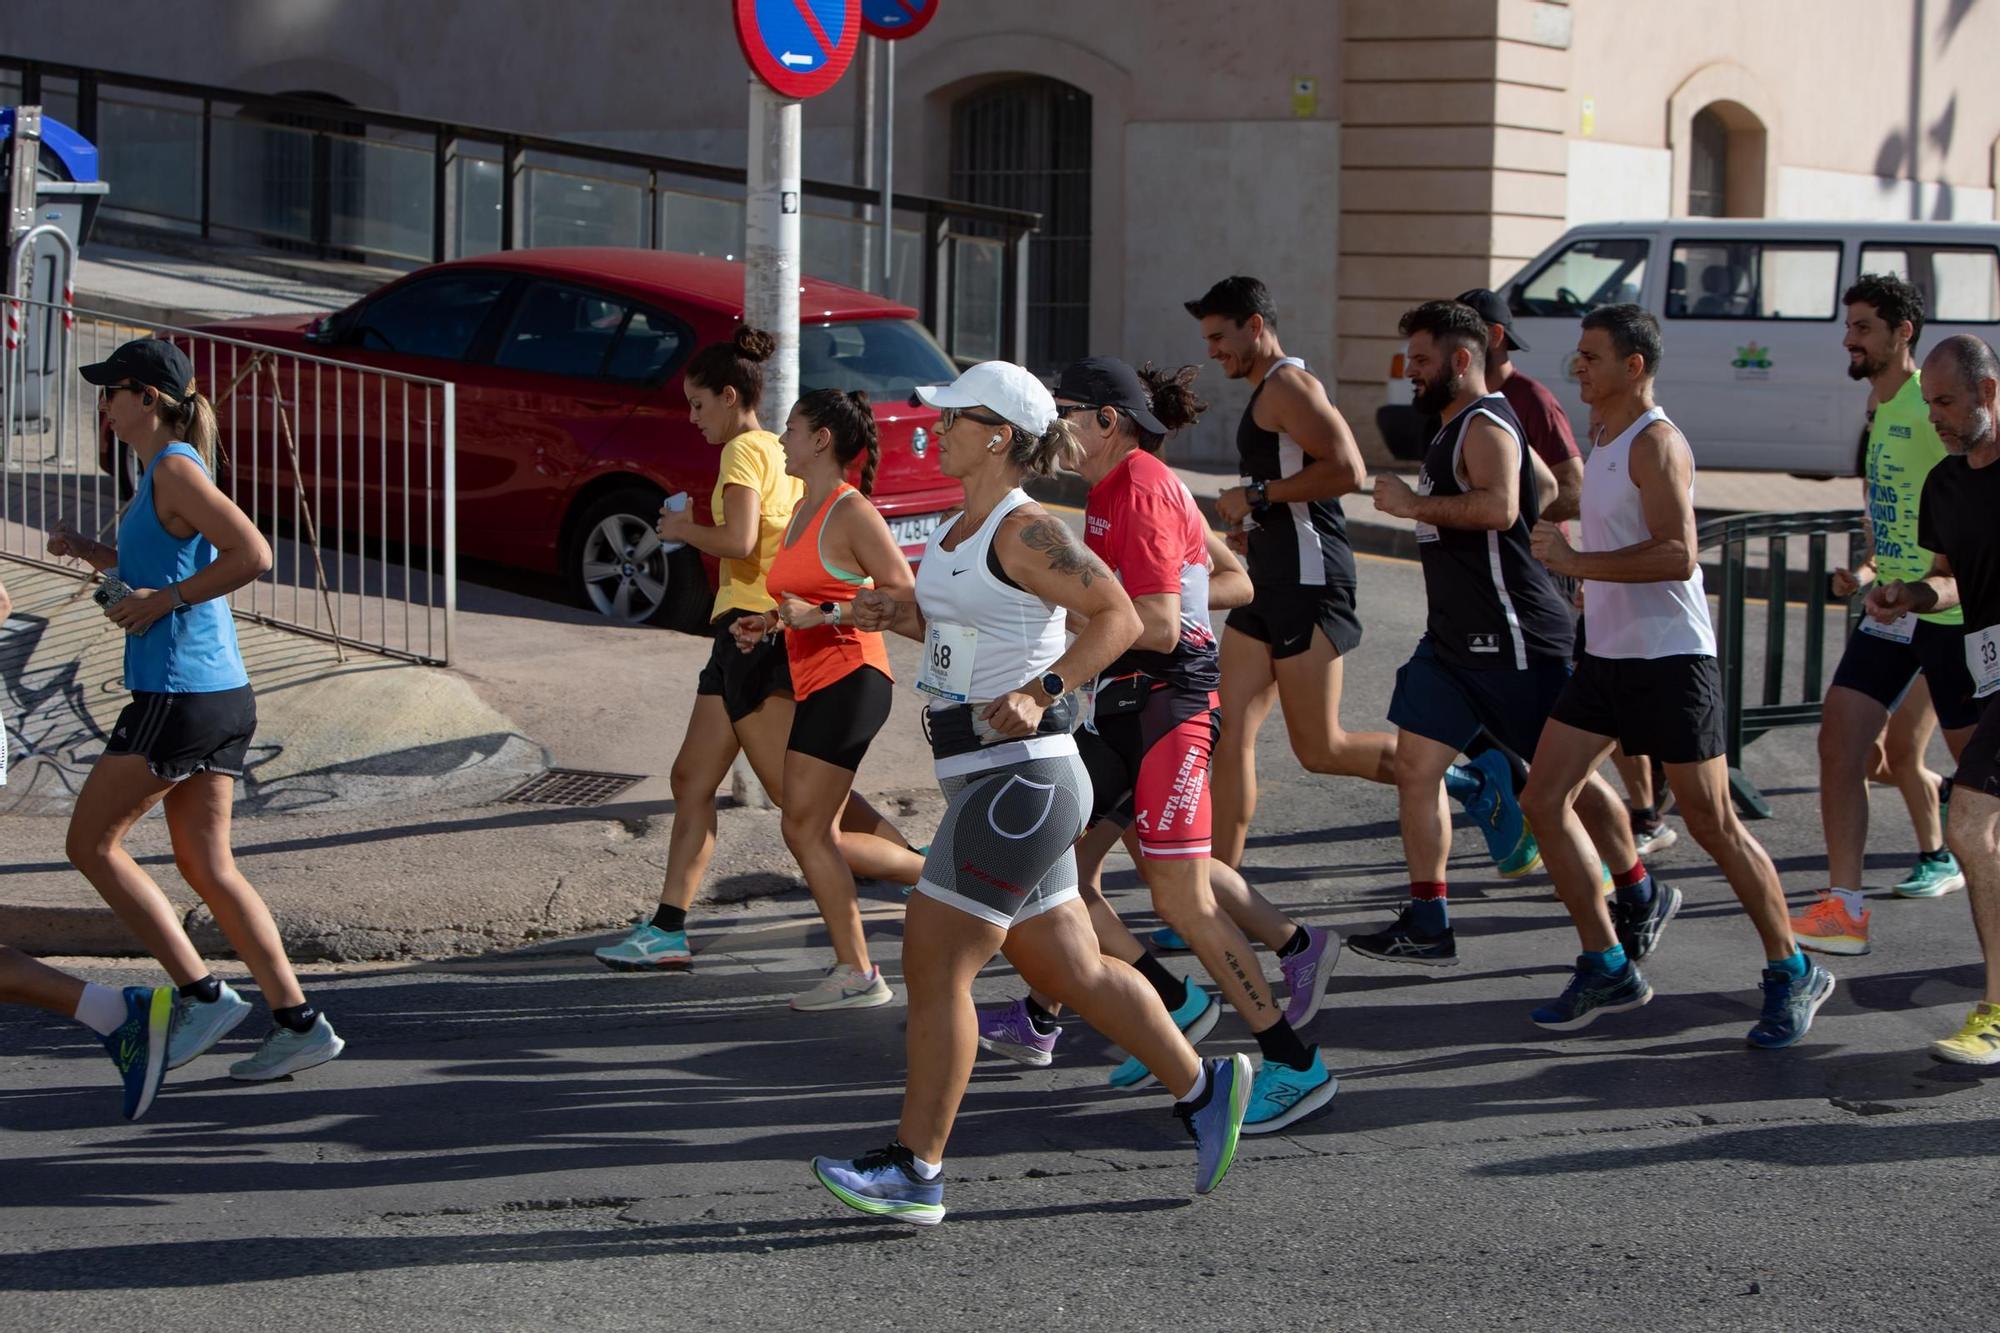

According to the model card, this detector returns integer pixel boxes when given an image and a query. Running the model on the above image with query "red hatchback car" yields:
[164,248,964,627]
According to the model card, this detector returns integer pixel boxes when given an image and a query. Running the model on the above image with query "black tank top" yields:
[1414,393,1575,670]
[1236,358,1356,590]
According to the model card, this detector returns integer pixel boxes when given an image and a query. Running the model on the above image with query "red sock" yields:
[1612,861,1648,889]
[1410,880,1448,901]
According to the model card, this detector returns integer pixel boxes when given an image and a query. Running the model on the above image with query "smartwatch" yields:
[1245,480,1269,509]
[819,600,841,627]
[1038,669,1066,701]
[168,582,190,612]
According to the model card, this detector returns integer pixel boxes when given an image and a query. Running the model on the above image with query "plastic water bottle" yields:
[658,492,689,555]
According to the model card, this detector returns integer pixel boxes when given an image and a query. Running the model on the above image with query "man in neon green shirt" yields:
[1795,274,1980,956]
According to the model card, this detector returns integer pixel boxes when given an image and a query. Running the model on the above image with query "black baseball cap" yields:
[1455,288,1527,352]
[79,337,194,398]
[1051,356,1167,435]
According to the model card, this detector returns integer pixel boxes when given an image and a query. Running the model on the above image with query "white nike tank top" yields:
[1579,405,1716,659]
[914,488,1068,703]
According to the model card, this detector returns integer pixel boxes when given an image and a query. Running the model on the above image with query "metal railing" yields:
[2,292,456,665]
[1702,509,1868,819]
[0,56,1039,365]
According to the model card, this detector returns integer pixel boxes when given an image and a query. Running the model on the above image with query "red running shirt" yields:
[1083,449,1219,696]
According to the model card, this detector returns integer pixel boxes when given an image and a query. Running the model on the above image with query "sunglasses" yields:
[99,383,141,402]
[937,406,1006,431]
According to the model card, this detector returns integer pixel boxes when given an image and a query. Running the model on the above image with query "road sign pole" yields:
[880,39,894,290]
[744,77,802,430]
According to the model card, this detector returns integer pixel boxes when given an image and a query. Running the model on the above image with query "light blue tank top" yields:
[117,442,249,694]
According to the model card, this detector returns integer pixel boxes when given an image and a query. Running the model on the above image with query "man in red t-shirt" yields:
[1457,287,1583,521]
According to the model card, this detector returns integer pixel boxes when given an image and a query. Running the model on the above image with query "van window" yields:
[1858,244,2000,324]
[1667,241,1840,320]
[1511,238,1649,317]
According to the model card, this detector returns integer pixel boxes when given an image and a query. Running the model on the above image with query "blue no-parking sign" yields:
[734,0,860,100]
[860,0,939,39]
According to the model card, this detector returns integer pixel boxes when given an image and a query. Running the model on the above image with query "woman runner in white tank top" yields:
[809,361,1253,1225]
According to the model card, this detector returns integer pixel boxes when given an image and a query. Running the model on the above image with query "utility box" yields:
[4,105,110,428]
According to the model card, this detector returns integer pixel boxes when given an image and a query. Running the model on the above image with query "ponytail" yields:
[1136,362,1207,440]
[163,387,219,473]
[796,387,880,496]
[1008,415,1083,478]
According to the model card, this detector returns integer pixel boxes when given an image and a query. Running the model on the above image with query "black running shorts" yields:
[103,685,257,782]
[1225,581,1363,660]
[695,608,793,723]
[1547,653,1726,765]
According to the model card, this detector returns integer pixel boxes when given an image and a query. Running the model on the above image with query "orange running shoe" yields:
[1790,892,1871,956]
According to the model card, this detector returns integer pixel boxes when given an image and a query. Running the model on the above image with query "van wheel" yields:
[564,487,710,630]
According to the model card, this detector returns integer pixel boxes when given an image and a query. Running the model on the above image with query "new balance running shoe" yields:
[1109,984,1219,1090]
[791,964,894,1011]
[1279,924,1340,1029]
[1177,1052,1252,1195]
[1613,879,1683,962]
[1530,960,1653,1031]
[104,986,173,1121]
[1241,1050,1338,1135]
[1347,906,1458,967]
[1893,851,1965,899]
[812,1143,946,1225]
[1790,892,1871,956]
[229,1015,346,1081]
[595,920,693,971]
[165,980,253,1069]
[1746,962,1835,1049]
[976,998,1059,1067]
[1931,1002,2000,1065]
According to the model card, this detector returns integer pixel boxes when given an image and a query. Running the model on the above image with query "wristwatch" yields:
[1245,480,1269,509]
[168,582,189,611]
[819,600,841,627]
[1037,669,1066,701]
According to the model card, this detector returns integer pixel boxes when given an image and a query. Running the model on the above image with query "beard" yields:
[1847,350,1888,382]
[1411,371,1462,416]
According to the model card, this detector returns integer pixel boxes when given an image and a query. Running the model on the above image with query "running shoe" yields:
[976,998,1059,1067]
[103,986,173,1121]
[594,920,693,971]
[1931,1002,2000,1065]
[165,981,254,1069]
[1279,924,1340,1029]
[229,1015,346,1081]
[1109,984,1220,1090]
[899,846,931,898]
[1176,1052,1253,1195]
[1789,892,1871,955]
[1613,879,1683,962]
[1746,962,1835,1049]
[1631,818,1679,856]
[791,964,894,1012]
[1530,960,1653,1030]
[811,1143,946,1225]
[1498,830,1543,879]
[1893,852,1965,899]
[1347,906,1458,967]
[1240,1050,1338,1135]
[1443,762,1482,801]
[1463,748,1532,874]
[1149,925,1191,953]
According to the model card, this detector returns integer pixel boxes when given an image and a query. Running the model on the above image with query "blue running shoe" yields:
[1614,880,1683,962]
[1464,748,1530,872]
[594,920,692,971]
[812,1144,945,1225]
[1148,925,1191,953]
[1530,960,1653,1030]
[1241,1049,1338,1135]
[1109,985,1219,1090]
[1177,1053,1252,1195]
[104,986,172,1121]
[1443,762,1482,801]
[165,981,254,1069]
[1747,962,1835,1049]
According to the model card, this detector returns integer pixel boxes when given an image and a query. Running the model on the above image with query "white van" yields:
[1379,219,2000,475]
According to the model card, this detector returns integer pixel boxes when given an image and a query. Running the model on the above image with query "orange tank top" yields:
[767,483,894,699]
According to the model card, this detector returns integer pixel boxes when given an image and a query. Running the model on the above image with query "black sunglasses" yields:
[937,405,1006,431]
[99,383,142,402]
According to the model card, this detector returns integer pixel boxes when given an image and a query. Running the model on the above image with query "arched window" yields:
[1688,107,1729,217]
[950,77,1091,370]
[1685,100,1767,218]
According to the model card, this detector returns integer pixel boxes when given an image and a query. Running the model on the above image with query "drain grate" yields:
[500,769,646,807]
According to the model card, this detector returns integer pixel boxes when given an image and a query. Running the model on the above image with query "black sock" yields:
[272,1002,319,1034]
[1254,1018,1315,1072]
[1940,776,1955,806]
[1922,847,1953,862]
[1132,951,1190,1011]
[1630,805,1657,826]
[1023,996,1059,1034]
[651,904,688,933]
[1277,927,1310,959]
[179,975,222,1004]
[1504,751,1530,795]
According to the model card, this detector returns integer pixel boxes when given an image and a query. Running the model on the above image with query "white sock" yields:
[907,1152,942,1180]
[1176,1062,1210,1107]
[74,983,128,1037]
[1830,887,1867,916]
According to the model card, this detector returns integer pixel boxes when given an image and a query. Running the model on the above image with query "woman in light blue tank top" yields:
[47,338,344,1086]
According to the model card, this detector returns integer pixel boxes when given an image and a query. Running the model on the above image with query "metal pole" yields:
[854,36,876,289]
[744,77,802,430]
[881,41,895,291]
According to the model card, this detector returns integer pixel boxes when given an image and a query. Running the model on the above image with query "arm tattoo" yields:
[1018,517,1109,587]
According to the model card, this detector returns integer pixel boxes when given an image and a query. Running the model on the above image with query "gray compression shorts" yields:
[914,736,1092,931]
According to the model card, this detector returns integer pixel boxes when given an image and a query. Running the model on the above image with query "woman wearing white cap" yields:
[809,361,1252,1226]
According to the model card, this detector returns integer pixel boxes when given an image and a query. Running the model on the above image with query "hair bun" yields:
[733,325,777,362]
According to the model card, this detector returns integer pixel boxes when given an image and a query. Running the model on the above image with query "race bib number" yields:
[1413,520,1439,544]
[917,622,978,702]
[1967,624,2000,699]
[1859,612,1917,644]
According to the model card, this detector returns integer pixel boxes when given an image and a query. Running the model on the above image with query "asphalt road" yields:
[3,553,1995,1332]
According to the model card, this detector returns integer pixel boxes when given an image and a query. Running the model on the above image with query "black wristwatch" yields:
[819,600,841,627]
[1038,669,1066,701]
[1245,480,1269,509]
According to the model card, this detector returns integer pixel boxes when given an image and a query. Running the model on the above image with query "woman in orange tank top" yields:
[732,389,916,1011]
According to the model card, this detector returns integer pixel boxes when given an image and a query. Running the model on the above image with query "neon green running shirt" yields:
[1867,373,1963,626]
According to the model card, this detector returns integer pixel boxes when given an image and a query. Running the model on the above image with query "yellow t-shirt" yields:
[711,429,802,618]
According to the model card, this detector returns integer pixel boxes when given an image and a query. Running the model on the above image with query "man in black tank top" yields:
[1185,276,1397,871]
[1353,300,1639,968]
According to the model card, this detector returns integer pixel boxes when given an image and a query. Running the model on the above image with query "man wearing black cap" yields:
[1458,288,1583,521]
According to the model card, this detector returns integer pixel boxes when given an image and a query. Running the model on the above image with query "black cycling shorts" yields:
[789,666,893,772]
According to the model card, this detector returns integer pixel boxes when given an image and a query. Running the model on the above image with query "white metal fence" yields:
[2,293,458,665]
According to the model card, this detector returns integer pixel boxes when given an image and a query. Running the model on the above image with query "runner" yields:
[596,327,923,981]
[1359,301,1650,969]
[727,388,913,1010]
[0,572,173,1121]
[1521,306,1833,1042]
[974,357,1335,1134]
[810,361,1251,1224]
[1793,274,1977,956]
[46,338,344,1080]
[1185,277,1396,871]
[1863,333,2000,1064]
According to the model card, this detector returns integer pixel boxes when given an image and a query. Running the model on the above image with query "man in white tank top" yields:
[1519,305,1835,1047]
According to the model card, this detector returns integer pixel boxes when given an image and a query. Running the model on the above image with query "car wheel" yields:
[565,487,711,630]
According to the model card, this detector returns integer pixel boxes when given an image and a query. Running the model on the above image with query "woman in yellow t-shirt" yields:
[595,326,924,974]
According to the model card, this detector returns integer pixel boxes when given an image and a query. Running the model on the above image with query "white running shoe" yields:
[166,982,255,1069]
[229,1016,346,1081]
[791,965,894,1012]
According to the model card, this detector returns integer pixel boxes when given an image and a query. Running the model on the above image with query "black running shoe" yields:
[1613,880,1683,962]
[1347,907,1458,967]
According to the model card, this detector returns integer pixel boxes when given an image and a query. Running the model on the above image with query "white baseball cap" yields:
[912,360,1056,437]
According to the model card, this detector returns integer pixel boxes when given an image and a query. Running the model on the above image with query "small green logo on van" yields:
[1732,343,1773,370]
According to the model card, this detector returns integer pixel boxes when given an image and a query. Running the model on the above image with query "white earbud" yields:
[987,434,1004,451]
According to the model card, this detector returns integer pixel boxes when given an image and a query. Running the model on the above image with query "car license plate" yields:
[890,510,946,551]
